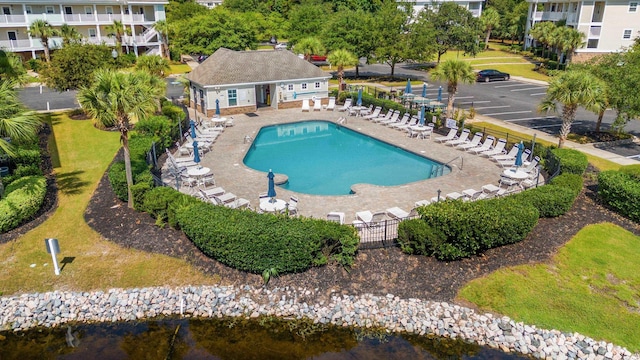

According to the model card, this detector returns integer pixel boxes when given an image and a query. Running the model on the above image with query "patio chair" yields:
[362,106,381,120]
[386,206,410,219]
[445,129,471,146]
[434,127,458,143]
[224,117,234,127]
[481,138,507,157]
[360,104,374,116]
[491,145,520,162]
[414,199,431,207]
[372,110,393,123]
[467,135,495,154]
[201,174,216,188]
[287,196,299,216]
[337,98,352,112]
[326,212,345,224]
[385,113,409,127]
[180,174,198,188]
[379,111,400,125]
[226,197,251,209]
[455,132,483,150]
[313,98,322,111]
[301,99,310,112]
[326,97,336,111]
[394,116,419,131]
[496,149,532,167]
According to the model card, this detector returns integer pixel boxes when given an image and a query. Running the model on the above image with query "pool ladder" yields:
[430,155,463,177]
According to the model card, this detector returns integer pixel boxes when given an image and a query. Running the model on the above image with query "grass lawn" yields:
[0,113,215,296]
[458,223,640,352]
[166,64,192,75]
[438,48,549,82]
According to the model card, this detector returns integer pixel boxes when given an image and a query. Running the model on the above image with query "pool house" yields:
[186,48,331,117]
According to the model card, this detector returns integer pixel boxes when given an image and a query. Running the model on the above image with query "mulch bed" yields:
[82,166,640,303]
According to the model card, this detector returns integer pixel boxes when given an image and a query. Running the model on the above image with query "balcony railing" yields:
[0,14,26,24]
[96,13,123,22]
[63,13,97,23]
[532,11,578,24]
[0,39,32,50]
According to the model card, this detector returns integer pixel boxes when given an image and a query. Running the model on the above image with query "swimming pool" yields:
[243,120,450,195]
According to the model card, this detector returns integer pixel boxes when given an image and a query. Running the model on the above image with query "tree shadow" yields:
[56,170,89,195]
[44,114,62,168]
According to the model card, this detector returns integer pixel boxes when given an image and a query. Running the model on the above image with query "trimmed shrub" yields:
[551,148,588,175]
[337,91,414,116]
[141,186,196,226]
[550,173,583,196]
[397,218,445,256]
[418,198,538,261]
[598,170,640,222]
[131,170,154,212]
[135,115,175,149]
[162,102,186,123]
[108,161,150,201]
[11,148,41,167]
[620,164,640,180]
[510,185,576,218]
[0,176,47,233]
[176,201,359,274]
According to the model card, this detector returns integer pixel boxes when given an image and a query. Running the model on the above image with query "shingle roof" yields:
[186,48,331,87]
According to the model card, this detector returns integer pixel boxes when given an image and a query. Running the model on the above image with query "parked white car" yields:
[274,43,288,50]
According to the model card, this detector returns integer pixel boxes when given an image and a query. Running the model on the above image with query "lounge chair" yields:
[434,127,458,143]
[456,132,483,150]
[481,138,507,157]
[386,207,409,219]
[360,104,374,116]
[491,145,520,162]
[461,188,483,201]
[372,110,393,123]
[506,156,540,174]
[313,99,322,111]
[379,111,400,126]
[199,187,225,199]
[496,149,532,167]
[301,99,310,112]
[386,113,409,127]
[352,210,388,228]
[215,192,237,204]
[337,98,352,112]
[395,116,419,131]
[414,199,430,207]
[446,192,464,200]
[326,97,336,111]
[467,135,496,154]
[226,197,251,209]
[287,196,299,216]
[445,129,471,146]
[362,106,382,120]
[326,212,345,224]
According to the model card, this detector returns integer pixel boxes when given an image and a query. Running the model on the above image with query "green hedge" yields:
[176,201,359,274]
[417,198,539,261]
[598,170,640,222]
[337,91,416,117]
[550,173,583,196]
[107,135,154,202]
[397,218,445,256]
[510,185,576,218]
[135,115,176,149]
[0,176,47,233]
[141,186,198,227]
[551,148,588,175]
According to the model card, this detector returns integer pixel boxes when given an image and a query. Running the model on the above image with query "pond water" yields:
[0,317,533,359]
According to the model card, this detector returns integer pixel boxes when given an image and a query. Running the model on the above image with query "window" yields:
[301,83,308,90]
[630,2,638,12]
[623,29,633,39]
[287,84,294,91]
[25,6,32,14]
[88,28,96,37]
[64,6,72,14]
[47,6,56,14]
[2,7,9,15]
[85,6,92,14]
[587,39,599,48]
[314,81,321,89]
[228,89,237,106]
[105,6,113,14]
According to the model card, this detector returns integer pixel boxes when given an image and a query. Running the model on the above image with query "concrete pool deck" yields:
[168,107,511,223]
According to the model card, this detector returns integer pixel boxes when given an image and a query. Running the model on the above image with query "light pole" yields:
[111,48,118,59]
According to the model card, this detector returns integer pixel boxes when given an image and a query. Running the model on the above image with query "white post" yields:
[46,238,60,276]
[47,101,50,111]
[39,85,42,94]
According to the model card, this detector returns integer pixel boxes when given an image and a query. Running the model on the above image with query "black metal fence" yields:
[353,215,420,250]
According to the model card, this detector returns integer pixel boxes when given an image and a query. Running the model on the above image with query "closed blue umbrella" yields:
[419,105,425,126]
[421,83,427,98]
[356,88,363,107]
[215,99,220,117]
[514,142,524,169]
[267,169,276,200]
[405,79,412,95]
[192,141,201,164]
[190,120,197,138]
[437,86,443,102]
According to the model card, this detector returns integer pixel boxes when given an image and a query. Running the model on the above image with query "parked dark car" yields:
[476,69,510,82]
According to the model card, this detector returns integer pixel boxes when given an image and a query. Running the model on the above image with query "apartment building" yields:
[0,0,167,60]
[400,0,484,18]
[195,0,222,9]
[524,0,640,60]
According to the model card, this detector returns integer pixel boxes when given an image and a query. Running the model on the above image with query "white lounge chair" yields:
[326,97,336,111]
[326,212,345,224]
[313,99,322,111]
[226,197,251,209]
[491,145,520,162]
[352,210,388,228]
[414,199,430,207]
[287,196,299,216]
[379,111,400,126]
[372,110,393,123]
[481,138,507,157]
[446,192,464,200]
[386,113,409,127]
[496,149,532,167]
[395,116,419,131]
[434,127,458,143]
[461,188,483,201]
[468,135,495,154]
[337,98,352,112]
[301,99,310,112]
[445,129,471,146]
[456,132,483,150]
[386,207,409,219]
[362,106,382,120]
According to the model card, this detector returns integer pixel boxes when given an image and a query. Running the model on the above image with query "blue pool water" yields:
[243,120,450,195]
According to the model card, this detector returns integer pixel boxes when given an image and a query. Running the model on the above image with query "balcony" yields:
[0,14,26,25]
[532,11,578,24]
[63,13,98,23]
[0,38,32,50]
[96,13,123,23]
[85,37,116,46]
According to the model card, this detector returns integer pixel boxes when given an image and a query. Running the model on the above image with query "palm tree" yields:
[77,70,158,208]
[529,21,556,58]
[294,37,325,62]
[153,20,171,59]
[539,70,606,148]
[557,27,585,64]
[105,20,131,55]
[135,55,170,77]
[0,79,42,196]
[28,20,58,62]
[480,8,501,49]
[429,60,476,118]
[59,24,82,46]
[0,50,28,85]
[327,49,358,95]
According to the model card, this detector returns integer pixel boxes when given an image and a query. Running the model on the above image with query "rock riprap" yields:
[1,286,637,360]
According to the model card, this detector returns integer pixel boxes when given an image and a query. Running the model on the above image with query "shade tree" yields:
[28,20,58,62]
[429,60,476,118]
